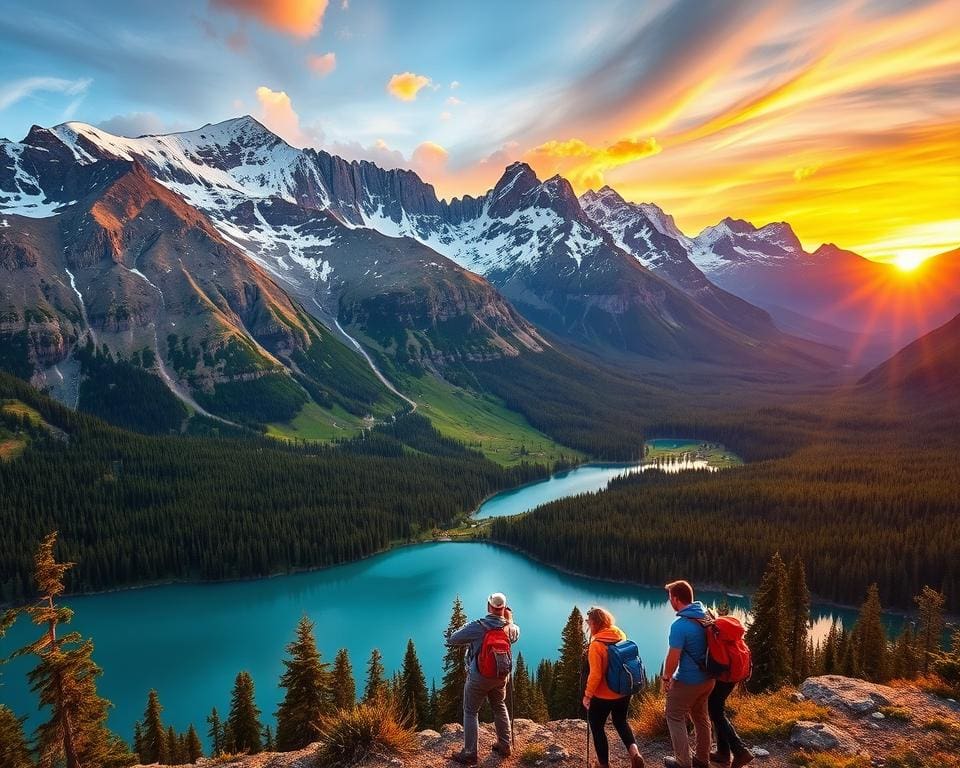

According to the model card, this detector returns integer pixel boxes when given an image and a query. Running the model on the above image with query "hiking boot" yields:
[710,749,731,765]
[492,741,511,757]
[730,748,754,768]
[631,753,646,768]
[450,750,478,766]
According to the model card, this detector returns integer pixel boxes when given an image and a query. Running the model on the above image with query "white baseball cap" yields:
[488,592,508,609]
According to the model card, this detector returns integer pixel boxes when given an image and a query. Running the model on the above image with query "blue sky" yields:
[1,0,957,263]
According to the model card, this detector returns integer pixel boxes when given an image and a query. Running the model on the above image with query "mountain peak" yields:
[177,114,284,148]
[719,216,758,234]
[487,162,541,217]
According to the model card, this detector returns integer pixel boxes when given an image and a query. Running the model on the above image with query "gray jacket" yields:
[446,614,521,679]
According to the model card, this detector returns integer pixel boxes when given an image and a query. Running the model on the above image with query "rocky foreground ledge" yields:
[136,676,960,768]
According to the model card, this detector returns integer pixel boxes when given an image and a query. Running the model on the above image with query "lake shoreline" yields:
[6,536,944,625]
[467,458,644,519]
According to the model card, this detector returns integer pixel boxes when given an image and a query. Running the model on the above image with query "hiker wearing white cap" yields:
[445,592,520,765]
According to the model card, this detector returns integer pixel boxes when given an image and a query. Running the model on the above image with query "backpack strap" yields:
[680,616,712,672]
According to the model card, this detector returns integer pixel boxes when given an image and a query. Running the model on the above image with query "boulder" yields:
[790,721,864,755]
[801,675,893,714]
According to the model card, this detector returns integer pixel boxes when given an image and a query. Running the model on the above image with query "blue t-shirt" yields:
[669,602,710,685]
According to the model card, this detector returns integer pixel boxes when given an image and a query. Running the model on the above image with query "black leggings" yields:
[588,695,636,765]
[708,680,746,754]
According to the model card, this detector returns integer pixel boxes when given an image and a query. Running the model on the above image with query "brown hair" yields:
[665,580,694,605]
[586,606,614,633]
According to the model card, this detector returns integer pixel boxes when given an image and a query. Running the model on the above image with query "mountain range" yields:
[1,115,957,428]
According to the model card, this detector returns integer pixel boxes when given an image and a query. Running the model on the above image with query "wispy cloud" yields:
[0,76,92,111]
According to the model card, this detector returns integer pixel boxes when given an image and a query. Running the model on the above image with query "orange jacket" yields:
[585,626,628,700]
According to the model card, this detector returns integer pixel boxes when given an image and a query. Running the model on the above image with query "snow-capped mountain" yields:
[2,116,838,371]
[0,119,548,424]
[580,186,779,339]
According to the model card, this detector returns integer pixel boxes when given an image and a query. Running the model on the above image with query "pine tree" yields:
[786,555,811,683]
[513,653,549,722]
[275,616,331,751]
[856,583,888,682]
[437,596,468,726]
[914,586,946,673]
[839,628,858,677]
[331,648,356,711]
[132,720,144,763]
[745,552,791,691]
[0,704,32,768]
[820,621,839,674]
[536,659,555,708]
[262,724,275,751]
[428,681,439,729]
[550,606,586,718]
[207,707,224,756]
[363,649,388,704]
[142,689,166,764]
[228,671,263,754]
[891,624,918,679]
[185,724,203,763]
[398,639,430,728]
[165,725,179,765]
[223,721,236,754]
[14,532,133,768]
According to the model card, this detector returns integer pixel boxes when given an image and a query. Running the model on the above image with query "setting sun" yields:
[895,253,927,272]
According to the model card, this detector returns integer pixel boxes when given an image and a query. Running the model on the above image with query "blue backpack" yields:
[600,639,648,696]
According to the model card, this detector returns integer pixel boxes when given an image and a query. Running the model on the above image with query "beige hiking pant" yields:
[665,679,715,766]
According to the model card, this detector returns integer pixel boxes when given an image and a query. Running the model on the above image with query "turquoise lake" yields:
[475,456,715,520]
[0,542,893,750]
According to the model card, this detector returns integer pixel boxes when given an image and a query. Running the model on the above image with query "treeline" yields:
[3,540,959,767]
[490,438,960,612]
[464,348,819,461]
[0,372,545,605]
[75,341,188,435]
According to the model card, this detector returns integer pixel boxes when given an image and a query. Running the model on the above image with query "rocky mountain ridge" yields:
[2,117,842,367]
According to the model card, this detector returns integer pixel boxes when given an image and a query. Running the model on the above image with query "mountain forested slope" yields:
[0,373,544,605]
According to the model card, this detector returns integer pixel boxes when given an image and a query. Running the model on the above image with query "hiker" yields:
[581,606,645,768]
[445,592,520,765]
[706,618,754,768]
[662,580,714,768]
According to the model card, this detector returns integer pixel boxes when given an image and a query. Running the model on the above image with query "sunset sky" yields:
[0,0,957,266]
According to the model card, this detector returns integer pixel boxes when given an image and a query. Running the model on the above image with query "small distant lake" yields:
[475,439,735,520]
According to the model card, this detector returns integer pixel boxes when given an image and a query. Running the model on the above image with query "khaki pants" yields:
[666,679,715,766]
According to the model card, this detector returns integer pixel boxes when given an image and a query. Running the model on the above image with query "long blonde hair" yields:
[586,606,614,636]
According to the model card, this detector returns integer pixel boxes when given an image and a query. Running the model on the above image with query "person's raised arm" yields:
[446,620,481,647]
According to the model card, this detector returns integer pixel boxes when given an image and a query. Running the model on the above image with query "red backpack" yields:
[687,615,752,683]
[477,626,513,678]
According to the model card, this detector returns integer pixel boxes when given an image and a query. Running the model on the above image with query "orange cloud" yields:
[307,52,336,77]
[255,86,308,146]
[411,141,449,173]
[526,136,661,188]
[387,72,431,101]
[211,0,329,38]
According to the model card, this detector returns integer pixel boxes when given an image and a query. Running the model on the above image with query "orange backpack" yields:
[687,615,752,683]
